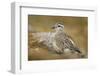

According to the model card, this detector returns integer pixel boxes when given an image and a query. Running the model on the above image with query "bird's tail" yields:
[75,49,81,54]
[74,48,86,58]
[71,47,81,54]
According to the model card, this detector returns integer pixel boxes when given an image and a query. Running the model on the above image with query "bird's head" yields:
[51,23,64,32]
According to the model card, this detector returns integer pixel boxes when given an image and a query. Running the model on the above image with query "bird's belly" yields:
[64,49,71,53]
[52,41,60,50]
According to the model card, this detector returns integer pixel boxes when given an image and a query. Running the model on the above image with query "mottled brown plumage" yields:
[52,23,81,54]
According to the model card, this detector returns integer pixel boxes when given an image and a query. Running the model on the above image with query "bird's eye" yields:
[58,25,61,27]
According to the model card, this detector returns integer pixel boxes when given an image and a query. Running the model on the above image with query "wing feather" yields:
[55,32,77,51]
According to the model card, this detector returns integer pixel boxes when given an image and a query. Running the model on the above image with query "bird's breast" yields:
[52,41,60,50]
[52,33,60,51]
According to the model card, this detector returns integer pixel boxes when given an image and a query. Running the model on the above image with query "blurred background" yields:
[28,15,88,60]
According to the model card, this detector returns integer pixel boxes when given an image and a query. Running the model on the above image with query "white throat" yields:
[55,28,64,33]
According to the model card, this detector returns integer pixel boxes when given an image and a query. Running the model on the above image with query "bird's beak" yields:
[51,26,55,29]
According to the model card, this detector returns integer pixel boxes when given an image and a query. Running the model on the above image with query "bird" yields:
[51,23,82,54]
